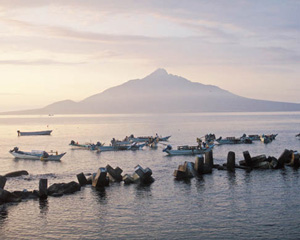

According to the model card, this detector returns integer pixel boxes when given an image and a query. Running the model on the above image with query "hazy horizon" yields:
[0,1,299,111]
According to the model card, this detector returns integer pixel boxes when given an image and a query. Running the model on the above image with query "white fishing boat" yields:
[163,144,214,156]
[9,147,66,161]
[17,130,52,136]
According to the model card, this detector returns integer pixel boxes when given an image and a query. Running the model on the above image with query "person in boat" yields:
[42,151,49,158]
[196,138,202,149]
[10,147,19,153]
[70,140,75,145]
[111,138,116,145]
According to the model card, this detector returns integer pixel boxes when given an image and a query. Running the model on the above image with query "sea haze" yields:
[0,112,300,240]
[4,69,300,115]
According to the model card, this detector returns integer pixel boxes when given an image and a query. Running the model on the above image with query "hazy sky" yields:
[0,0,299,111]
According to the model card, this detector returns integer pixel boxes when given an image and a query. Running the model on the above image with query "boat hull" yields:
[10,151,65,161]
[165,146,214,156]
[18,130,52,136]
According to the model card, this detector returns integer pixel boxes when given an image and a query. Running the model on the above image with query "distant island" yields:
[3,68,300,114]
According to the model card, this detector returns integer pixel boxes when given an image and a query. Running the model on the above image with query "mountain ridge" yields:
[2,68,300,114]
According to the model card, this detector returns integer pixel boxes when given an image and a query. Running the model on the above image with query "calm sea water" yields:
[0,113,300,240]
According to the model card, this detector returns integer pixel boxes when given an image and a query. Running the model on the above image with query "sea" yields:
[0,112,299,240]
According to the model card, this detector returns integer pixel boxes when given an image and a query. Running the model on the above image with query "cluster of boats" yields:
[215,133,278,145]
[162,133,278,156]
[69,134,171,152]
[8,129,284,160]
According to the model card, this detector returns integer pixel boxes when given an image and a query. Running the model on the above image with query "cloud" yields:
[0,59,85,65]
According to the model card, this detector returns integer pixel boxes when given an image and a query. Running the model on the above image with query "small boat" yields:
[260,134,278,144]
[9,147,66,161]
[158,135,171,141]
[97,141,145,152]
[216,135,252,144]
[69,140,103,150]
[128,134,171,143]
[163,144,214,156]
[296,133,300,139]
[248,134,261,141]
[260,135,273,144]
[17,130,52,136]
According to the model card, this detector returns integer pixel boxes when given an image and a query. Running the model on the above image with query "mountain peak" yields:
[146,68,169,78]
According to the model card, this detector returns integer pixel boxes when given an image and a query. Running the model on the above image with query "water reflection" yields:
[227,171,236,188]
[244,170,252,185]
[135,184,152,199]
[93,188,107,204]
[195,175,206,194]
[39,198,49,215]
[0,205,8,223]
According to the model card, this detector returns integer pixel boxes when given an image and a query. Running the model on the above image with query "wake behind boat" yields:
[17,130,52,136]
[9,147,66,161]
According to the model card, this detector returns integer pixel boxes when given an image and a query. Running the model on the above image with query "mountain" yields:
[3,68,300,114]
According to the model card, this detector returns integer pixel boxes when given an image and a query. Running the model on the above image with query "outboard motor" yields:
[163,145,172,152]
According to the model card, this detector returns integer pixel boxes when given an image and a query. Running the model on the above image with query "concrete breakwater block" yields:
[0,176,7,189]
[239,149,298,170]
[47,181,81,197]
[106,165,123,182]
[194,155,204,174]
[123,174,135,184]
[287,151,300,168]
[92,168,109,188]
[77,172,88,186]
[205,151,214,169]
[243,151,252,167]
[134,165,154,184]
[174,162,194,180]
[227,151,236,172]
[39,179,48,198]
[122,165,154,184]
[277,149,293,168]
[175,155,213,180]
[0,189,40,204]
[4,170,29,178]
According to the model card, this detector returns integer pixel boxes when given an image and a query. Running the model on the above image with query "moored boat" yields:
[163,144,214,156]
[9,147,66,161]
[17,130,52,136]
[216,135,252,144]
[127,134,171,143]
[248,134,261,141]
[69,140,103,150]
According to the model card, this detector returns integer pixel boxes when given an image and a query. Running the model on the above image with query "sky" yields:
[0,0,299,111]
